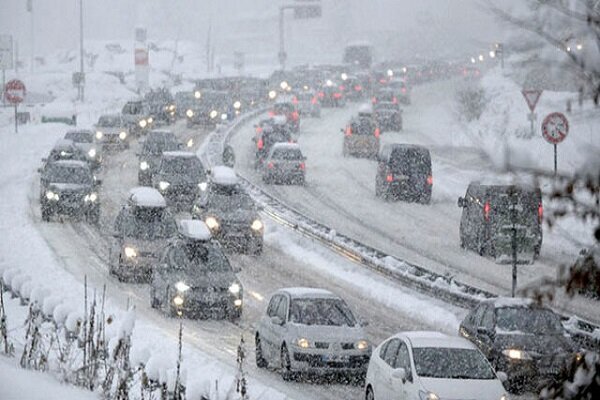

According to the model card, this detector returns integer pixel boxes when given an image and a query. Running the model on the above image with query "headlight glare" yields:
[221,113,228,121]
[119,131,127,140]
[297,338,310,348]
[233,101,241,109]
[205,216,219,230]
[147,117,153,124]
[355,340,369,350]
[175,281,190,292]
[139,119,147,128]
[502,349,532,360]
[159,181,170,191]
[187,138,194,148]
[198,182,208,191]
[228,282,240,294]
[194,90,201,99]
[186,109,194,118]
[209,110,218,119]
[124,246,137,258]
[46,191,58,201]
[173,296,184,306]
[88,148,97,158]
[95,131,103,139]
[418,391,439,400]
[85,192,98,202]
[251,219,263,231]
[140,161,149,171]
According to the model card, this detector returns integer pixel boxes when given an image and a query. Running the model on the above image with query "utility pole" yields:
[509,186,518,297]
[278,7,287,70]
[79,0,85,102]
[28,0,34,74]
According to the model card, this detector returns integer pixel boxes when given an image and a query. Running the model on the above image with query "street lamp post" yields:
[278,2,322,70]
[78,0,85,102]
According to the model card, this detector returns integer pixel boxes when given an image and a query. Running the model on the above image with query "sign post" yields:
[541,112,569,176]
[0,35,14,106]
[521,89,543,137]
[4,79,26,133]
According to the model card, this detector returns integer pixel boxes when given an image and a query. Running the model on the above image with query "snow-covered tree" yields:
[0,283,14,356]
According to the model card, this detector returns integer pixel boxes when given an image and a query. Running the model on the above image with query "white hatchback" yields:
[255,287,371,381]
[365,331,508,400]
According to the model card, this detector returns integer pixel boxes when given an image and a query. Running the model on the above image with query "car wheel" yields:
[41,207,51,222]
[280,344,294,381]
[365,385,375,400]
[255,335,268,368]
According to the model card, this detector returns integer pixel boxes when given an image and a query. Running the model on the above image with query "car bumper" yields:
[116,256,157,282]
[290,349,370,374]
[170,293,242,319]
[43,200,98,215]
[498,356,567,387]
[263,170,305,182]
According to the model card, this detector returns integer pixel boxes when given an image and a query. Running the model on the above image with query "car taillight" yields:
[345,126,352,136]
[538,203,543,223]
[318,92,325,98]
[379,78,387,84]
[292,96,298,104]
[268,111,275,117]
[333,92,342,99]
[291,111,299,120]
[401,87,407,94]
[426,175,433,185]
[354,85,362,91]
[386,174,394,183]
[371,97,377,104]
[311,97,317,104]
[257,138,264,150]
[255,126,263,134]
[299,162,305,170]
[462,69,467,76]
[267,162,274,169]
[392,97,398,104]
[339,85,346,91]
[484,201,491,221]
[374,128,380,138]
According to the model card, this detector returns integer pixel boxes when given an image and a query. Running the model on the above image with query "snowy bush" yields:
[455,84,489,121]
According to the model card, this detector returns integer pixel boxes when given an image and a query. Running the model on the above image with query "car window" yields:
[394,342,412,375]
[413,348,496,379]
[382,339,400,367]
[481,305,494,329]
[276,296,288,321]
[272,149,303,160]
[471,304,486,327]
[267,296,282,318]
[289,298,357,327]
[495,307,564,334]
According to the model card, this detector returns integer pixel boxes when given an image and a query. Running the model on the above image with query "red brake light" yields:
[374,128,380,138]
[426,175,433,185]
[401,88,407,94]
[299,162,305,170]
[333,92,342,99]
[256,126,263,134]
[339,85,346,91]
[386,174,393,183]
[318,92,325,98]
[379,78,387,84]
[267,162,274,169]
[538,203,543,223]
[354,85,362,91]
[292,96,298,104]
[345,126,352,136]
[311,97,317,104]
[291,111,299,120]
[257,138,264,150]
[371,97,377,104]
[484,202,491,221]
[268,111,275,117]
[392,97,398,104]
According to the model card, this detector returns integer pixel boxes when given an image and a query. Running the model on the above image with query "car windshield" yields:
[352,119,377,135]
[389,148,431,175]
[116,207,177,240]
[496,307,564,334]
[272,148,303,160]
[290,298,357,327]
[64,131,93,143]
[142,137,180,154]
[274,103,294,113]
[50,147,85,161]
[160,157,205,177]
[172,242,233,273]
[489,189,541,226]
[97,116,122,127]
[122,102,143,114]
[44,165,92,185]
[208,193,255,211]
[413,348,496,380]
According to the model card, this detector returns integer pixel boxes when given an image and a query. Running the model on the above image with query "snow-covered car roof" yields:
[271,142,302,152]
[48,160,90,169]
[358,104,373,114]
[278,287,337,299]
[127,187,167,208]
[178,219,212,241]
[53,138,76,150]
[402,331,476,349]
[210,166,238,186]
[161,151,197,159]
[271,115,287,125]
[486,296,535,309]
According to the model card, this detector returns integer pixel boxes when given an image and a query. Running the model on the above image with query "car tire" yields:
[365,385,375,400]
[280,344,294,381]
[255,335,268,368]
[41,207,51,222]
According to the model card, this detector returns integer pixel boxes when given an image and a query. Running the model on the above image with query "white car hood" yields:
[289,323,366,343]
[420,377,505,400]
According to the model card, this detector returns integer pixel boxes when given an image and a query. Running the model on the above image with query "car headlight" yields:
[84,192,98,202]
[139,119,147,128]
[95,131,103,139]
[221,113,228,121]
[268,90,277,100]
[173,295,184,306]
[228,282,241,294]
[186,138,194,148]
[140,161,149,171]
[198,182,208,191]
[119,131,127,140]
[251,219,263,231]
[159,181,170,191]
[124,246,137,258]
[205,216,219,230]
[234,299,242,307]
[297,338,310,349]
[233,101,241,109]
[194,90,201,99]
[355,340,369,351]
[419,391,439,400]
[502,349,532,360]
[186,109,194,118]
[499,395,509,400]
[45,191,59,201]
[88,148,97,158]
[209,110,218,119]
[175,281,190,292]
[168,104,175,111]
[147,117,153,124]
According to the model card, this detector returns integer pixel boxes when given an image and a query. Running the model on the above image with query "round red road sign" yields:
[541,112,569,144]
[4,79,26,104]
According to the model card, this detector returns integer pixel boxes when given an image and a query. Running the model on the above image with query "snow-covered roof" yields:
[128,187,167,208]
[211,166,238,186]
[358,104,373,114]
[279,287,337,299]
[488,296,535,308]
[271,143,301,152]
[403,331,475,349]
[50,160,89,169]
[271,115,287,125]
[53,139,75,149]
[178,219,211,241]
[162,151,196,158]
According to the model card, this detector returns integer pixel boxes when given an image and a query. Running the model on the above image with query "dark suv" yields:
[458,183,543,263]
[375,144,432,203]
[459,298,578,393]
[138,131,183,186]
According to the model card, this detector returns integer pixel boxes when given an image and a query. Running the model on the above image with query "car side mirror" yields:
[477,326,492,337]
[496,371,508,383]
[270,316,284,326]
[94,178,103,186]
[457,197,466,208]
[391,368,407,383]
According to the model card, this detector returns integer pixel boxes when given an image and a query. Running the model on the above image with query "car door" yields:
[390,341,415,400]
[462,304,485,345]
[273,295,289,366]
[259,295,282,362]
[377,338,401,399]
[478,305,496,359]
